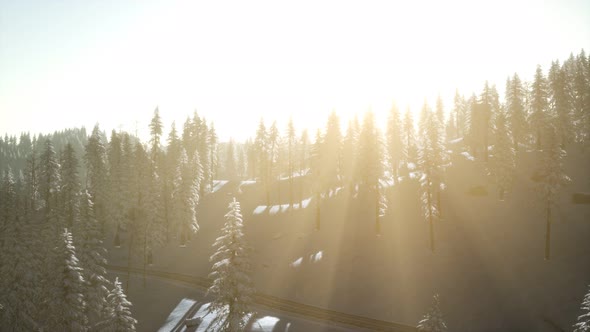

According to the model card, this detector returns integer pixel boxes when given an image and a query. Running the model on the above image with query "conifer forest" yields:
[1,2,590,331]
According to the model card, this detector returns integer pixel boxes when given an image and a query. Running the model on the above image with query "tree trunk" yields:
[544,201,552,260]
[427,183,435,252]
[375,188,381,235]
[437,190,442,220]
[143,226,148,288]
[315,191,320,230]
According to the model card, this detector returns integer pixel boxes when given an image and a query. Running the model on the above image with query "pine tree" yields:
[310,129,323,230]
[255,119,269,205]
[548,60,573,146]
[268,121,280,203]
[417,294,448,332]
[24,148,40,215]
[387,103,404,184]
[452,89,467,138]
[530,65,549,149]
[226,139,237,180]
[479,81,493,161]
[0,169,40,330]
[77,190,111,324]
[538,124,570,260]
[173,149,201,246]
[85,125,108,232]
[149,107,163,163]
[403,108,417,163]
[60,143,80,228]
[287,118,296,208]
[207,198,254,332]
[298,129,309,202]
[209,123,219,189]
[341,120,358,192]
[418,103,444,252]
[99,277,137,332]
[506,73,526,151]
[493,107,516,200]
[574,284,590,332]
[39,139,60,213]
[322,111,342,191]
[357,111,385,234]
[46,228,88,331]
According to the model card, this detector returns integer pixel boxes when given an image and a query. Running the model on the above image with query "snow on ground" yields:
[121,272,355,332]
[159,298,196,331]
[211,180,229,193]
[448,137,463,144]
[290,251,324,268]
[460,151,475,161]
[279,169,310,181]
[253,197,313,215]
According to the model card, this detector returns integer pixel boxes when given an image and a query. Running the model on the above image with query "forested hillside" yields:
[1,49,589,331]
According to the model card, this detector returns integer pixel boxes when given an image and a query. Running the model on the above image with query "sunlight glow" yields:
[1,0,589,140]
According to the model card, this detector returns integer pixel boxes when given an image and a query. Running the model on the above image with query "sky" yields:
[1,0,589,142]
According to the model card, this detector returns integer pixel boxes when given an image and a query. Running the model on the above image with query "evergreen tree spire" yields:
[417,294,448,332]
[207,198,254,332]
[574,284,590,332]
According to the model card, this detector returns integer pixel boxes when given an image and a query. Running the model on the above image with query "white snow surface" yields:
[460,151,475,161]
[252,197,312,215]
[211,180,228,193]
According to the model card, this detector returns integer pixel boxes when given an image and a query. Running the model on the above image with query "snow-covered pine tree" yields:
[39,138,60,213]
[548,60,573,146]
[417,294,448,332]
[45,228,88,331]
[479,81,493,162]
[574,284,590,332]
[418,103,444,252]
[24,148,40,215]
[59,142,80,228]
[0,168,40,330]
[387,103,404,184]
[310,129,323,230]
[77,190,111,324]
[493,107,516,200]
[173,148,201,246]
[225,139,237,180]
[255,119,269,205]
[537,124,570,260]
[197,117,211,196]
[149,107,163,164]
[322,111,342,192]
[506,73,527,151]
[298,129,310,202]
[341,120,357,193]
[403,108,417,163]
[85,125,108,233]
[287,118,296,208]
[530,65,549,149]
[452,89,467,139]
[99,277,137,332]
[268,121,280,203]
[357,111,385,234]
[209,122,218,190]
[207,198,254,332]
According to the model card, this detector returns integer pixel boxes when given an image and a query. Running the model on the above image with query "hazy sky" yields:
[1,0,589,142]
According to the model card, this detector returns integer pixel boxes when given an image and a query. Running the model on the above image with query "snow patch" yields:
[290,257,303,268]
[251,316,281,332]
[309,251,323,263]
[211,180,228,193]
[252,197,312,215]
[460,151,475,161]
